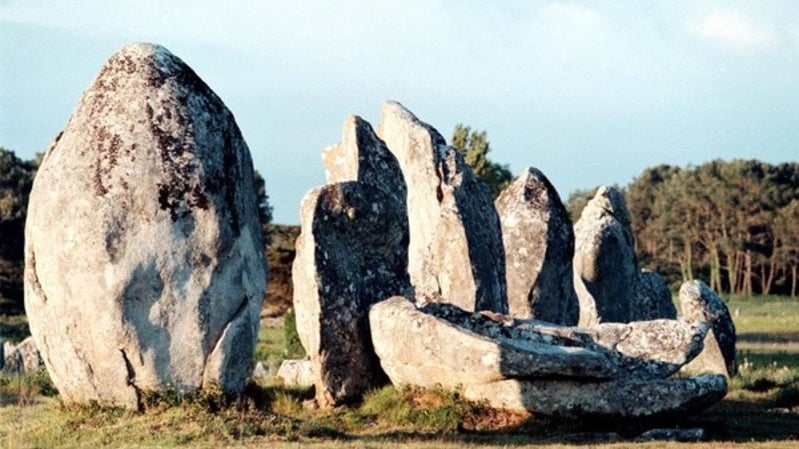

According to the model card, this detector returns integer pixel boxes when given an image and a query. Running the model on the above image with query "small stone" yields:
[276,359,314,387]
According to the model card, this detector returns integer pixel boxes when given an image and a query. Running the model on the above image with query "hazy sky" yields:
[2,1,798,223]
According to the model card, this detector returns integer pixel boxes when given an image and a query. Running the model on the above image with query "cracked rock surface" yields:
[24,43,266,409]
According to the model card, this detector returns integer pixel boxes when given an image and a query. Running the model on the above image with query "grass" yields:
[1,295,798,448]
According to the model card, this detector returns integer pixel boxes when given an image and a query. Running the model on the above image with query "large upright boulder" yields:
[573,186,638,325]
[293,117,410,407]
[495,167,579,324]
[377,101,507,313]
[679,280,737,376]
[24,43,267,409]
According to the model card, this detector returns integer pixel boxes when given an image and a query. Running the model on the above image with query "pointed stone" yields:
[377,101,507,313]
[679,280,737,376]
[292,182,410,406]
[495,167,579,324]
[462,374,727,418]
[573,186,639,325]
[24,43,266,409]
[321,115,406,206]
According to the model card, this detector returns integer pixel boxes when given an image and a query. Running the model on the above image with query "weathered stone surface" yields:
[632,269,677,321]
[680,331,729,377]
[423,302,707,380]
[276,358,314,387]
[377,101,507,313]
[515,318,709,379]
[573,186,639,326]
[371,296,626,389]
[322,115,406,207]
[24,43,266,409]
[462,374,727,418]
[293,182,409,406]
[495,167,578,324]
[679,280,737,376]
[376,101,445,289]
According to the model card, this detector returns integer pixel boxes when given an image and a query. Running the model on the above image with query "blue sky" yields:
[1,1,798,223]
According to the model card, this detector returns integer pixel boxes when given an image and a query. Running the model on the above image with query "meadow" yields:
[1,295,797,449]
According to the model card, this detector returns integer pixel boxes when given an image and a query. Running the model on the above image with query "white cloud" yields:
[696,12,777,47]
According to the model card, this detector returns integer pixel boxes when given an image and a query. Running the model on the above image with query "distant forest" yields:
[567,159,799,297]
[1,145,798,315]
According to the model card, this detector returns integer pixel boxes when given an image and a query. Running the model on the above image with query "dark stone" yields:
[495,167,579,324]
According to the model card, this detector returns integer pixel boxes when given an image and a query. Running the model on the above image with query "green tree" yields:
[450,124,512,198]
[0,147,38,314]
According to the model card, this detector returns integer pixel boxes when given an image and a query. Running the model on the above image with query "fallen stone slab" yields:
[514,318,709,379]
[370,296,620,389]
[462,374,727,418]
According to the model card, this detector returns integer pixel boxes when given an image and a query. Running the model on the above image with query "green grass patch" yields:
[3,295,799,448]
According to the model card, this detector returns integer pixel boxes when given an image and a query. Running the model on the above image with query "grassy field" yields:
[1,295,798,448]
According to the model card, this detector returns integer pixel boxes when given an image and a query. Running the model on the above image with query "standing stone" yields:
[376,101,445,290]
[679,280,737,376]
[377,101,507,313]
[632,269,677,321]
[495,167,579,324]
[293,116,410,406]
[293,183,409,406]
[322,115,406,207]
[573,186,638,325]
[24,43,267,409]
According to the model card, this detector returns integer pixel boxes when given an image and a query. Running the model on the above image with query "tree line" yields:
[567,160,799,297]
[2,134,797,316]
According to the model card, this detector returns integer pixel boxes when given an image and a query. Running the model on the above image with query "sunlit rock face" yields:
[24,43,266,409]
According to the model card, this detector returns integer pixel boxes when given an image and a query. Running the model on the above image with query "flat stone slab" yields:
[463,374,727,418]
[370,297,620,389]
